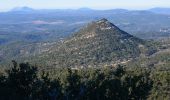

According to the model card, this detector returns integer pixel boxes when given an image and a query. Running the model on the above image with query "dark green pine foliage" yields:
[0,61,62,100]
[1,61,169,100]
[6,60,38,99]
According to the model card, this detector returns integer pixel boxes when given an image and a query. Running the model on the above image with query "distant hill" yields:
[149,7,170,15]
[32,19,150,68]
[11,7,35,12]
[8,7,170,14]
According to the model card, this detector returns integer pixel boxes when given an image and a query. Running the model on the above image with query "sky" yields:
[0,0,170,11]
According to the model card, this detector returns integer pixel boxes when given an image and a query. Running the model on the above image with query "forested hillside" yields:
[27,19,153,68]
[0,61,169,100]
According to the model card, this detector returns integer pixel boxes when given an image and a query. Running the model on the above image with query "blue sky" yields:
[0,0,170,11]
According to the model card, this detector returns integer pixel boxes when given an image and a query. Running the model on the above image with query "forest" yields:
[0,61,169,100]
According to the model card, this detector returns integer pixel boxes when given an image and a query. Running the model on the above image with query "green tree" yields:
[6,60,38,99]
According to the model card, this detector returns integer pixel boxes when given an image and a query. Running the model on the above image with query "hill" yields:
[149,7,170,15]
[11,7,35,12]
[31,19,151,68]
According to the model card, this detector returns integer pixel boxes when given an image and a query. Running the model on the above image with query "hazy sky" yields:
[0,0,170,11]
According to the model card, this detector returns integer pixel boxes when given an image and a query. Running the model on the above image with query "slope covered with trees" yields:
[0,61,169,100]
[32,19,154,68]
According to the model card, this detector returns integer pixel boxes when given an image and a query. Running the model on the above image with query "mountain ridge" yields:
[6,7,170,14]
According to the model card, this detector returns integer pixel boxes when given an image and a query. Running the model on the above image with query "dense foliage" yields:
[0,61,169,100]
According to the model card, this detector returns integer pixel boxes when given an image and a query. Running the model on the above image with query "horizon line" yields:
[0,6,170,12]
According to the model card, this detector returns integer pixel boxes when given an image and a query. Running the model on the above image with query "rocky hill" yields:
[32,18,150,68]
